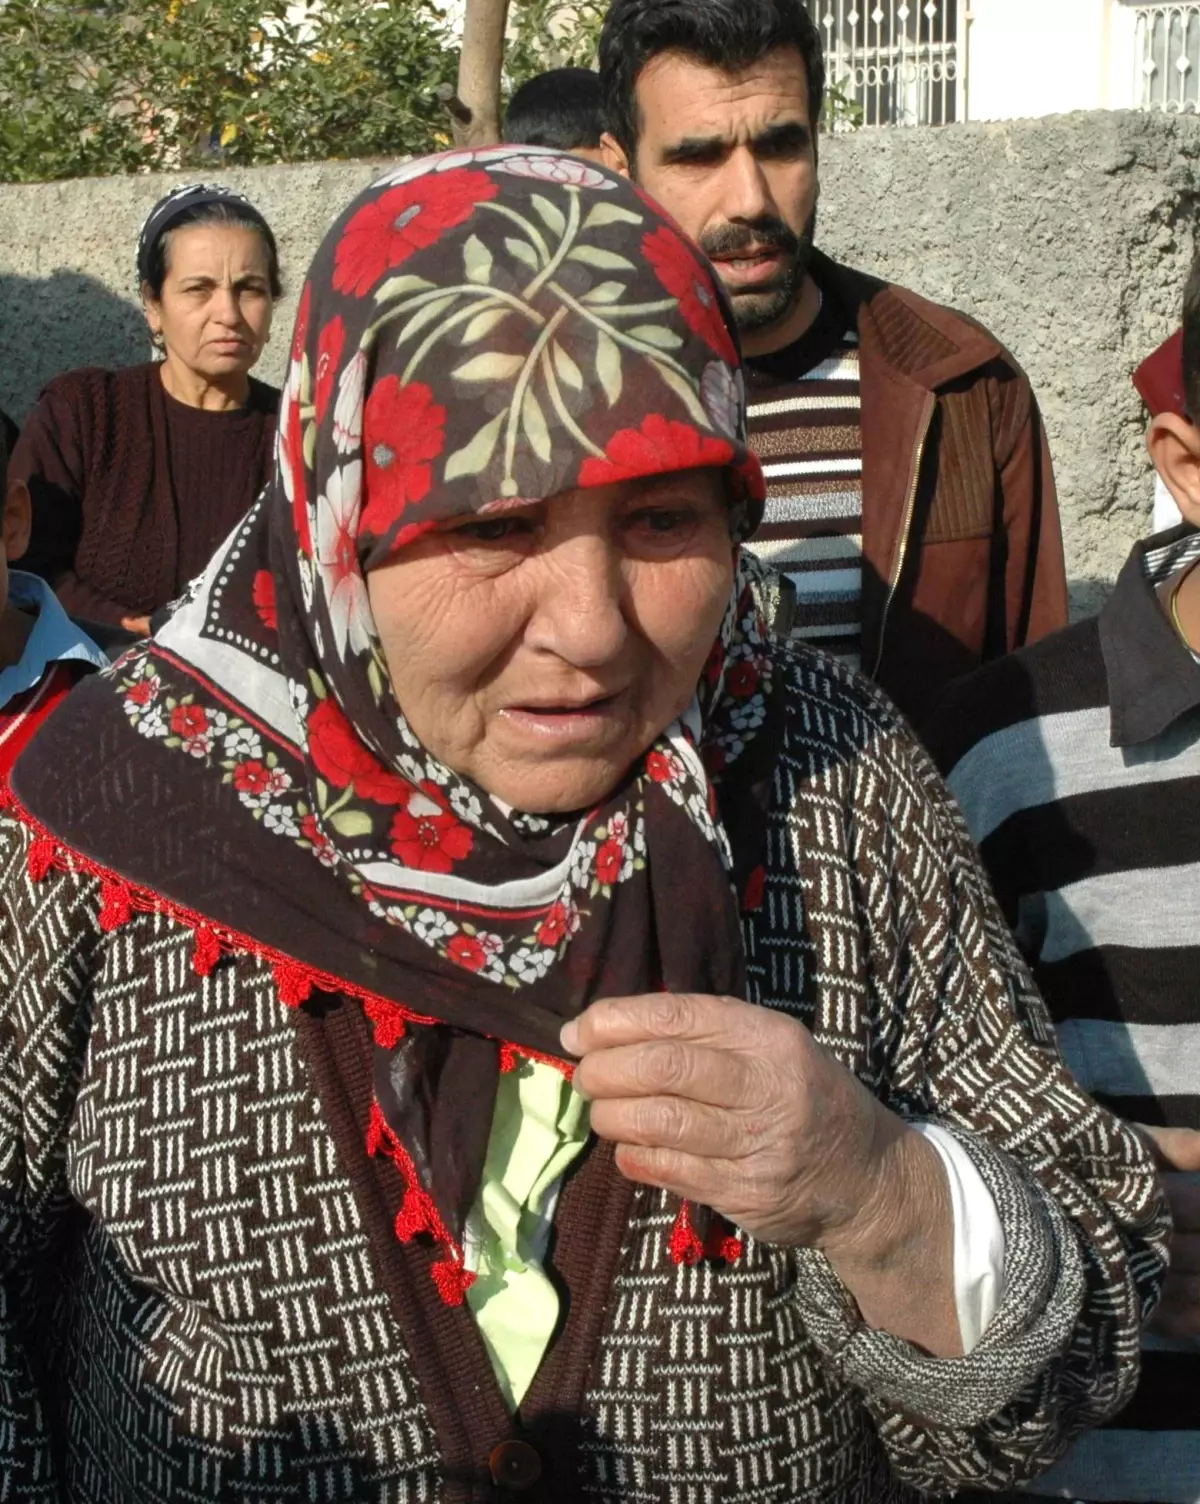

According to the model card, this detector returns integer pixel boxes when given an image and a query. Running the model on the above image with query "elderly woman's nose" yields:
[526,534,629,666]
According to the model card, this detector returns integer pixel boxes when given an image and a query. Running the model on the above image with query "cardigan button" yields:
[489,1439,542,1492]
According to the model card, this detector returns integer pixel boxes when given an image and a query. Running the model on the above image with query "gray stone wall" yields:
[3,111,1199,607]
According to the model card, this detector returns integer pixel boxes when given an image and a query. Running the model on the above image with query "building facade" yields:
[814,0,1200,126]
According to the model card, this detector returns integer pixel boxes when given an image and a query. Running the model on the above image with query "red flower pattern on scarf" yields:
[300,813,337,864]
[536,901,575,948]
[579,415,736,490]
[595,838,623,886]
[233,760,274,796]
[307,696,410,804]
[646,749,683,784]
[315,316,346,424]
[285,384,312,558]
[252,570,278,631]
[291,282,312,364]
[727,662,760,699]
[447,933,487,972]
[170,704,208,739]
[362,377,447,537]
[643,226,738,366]
[390,783,474,874]
[333,171,499,297]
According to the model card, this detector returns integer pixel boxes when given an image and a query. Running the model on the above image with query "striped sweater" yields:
[929,524,1200,1504]
[745,293,864,669]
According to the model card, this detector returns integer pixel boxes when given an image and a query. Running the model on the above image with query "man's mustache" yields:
[699,218,801,260]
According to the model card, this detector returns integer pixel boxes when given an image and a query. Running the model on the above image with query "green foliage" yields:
[504,0,607,85]
[823,81,865,132]
[0,0,460,183]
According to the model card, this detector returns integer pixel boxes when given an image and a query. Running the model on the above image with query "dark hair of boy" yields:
[599,0,826,161]
[503,68,605,151]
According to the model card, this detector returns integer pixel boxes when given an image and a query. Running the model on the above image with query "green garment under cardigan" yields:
[466,1062,590,1409]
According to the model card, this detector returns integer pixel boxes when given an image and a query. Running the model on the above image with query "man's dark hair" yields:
[1183,254,1200,420]
[599,0,825,161]
[504,68,605,150]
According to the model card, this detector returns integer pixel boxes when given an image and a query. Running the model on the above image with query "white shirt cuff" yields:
[914,1122,1007,1354]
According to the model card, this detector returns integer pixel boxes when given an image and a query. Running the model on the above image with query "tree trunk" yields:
[452,0,511,148]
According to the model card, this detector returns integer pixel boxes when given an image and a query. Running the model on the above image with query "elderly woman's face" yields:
[368,470,735,813]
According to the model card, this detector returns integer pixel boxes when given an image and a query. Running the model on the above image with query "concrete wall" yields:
[2,110,1199,609]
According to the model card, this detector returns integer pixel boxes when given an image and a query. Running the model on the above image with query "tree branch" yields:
[452,0,510,148]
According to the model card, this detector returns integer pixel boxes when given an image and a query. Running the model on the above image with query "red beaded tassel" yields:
[366,1102,476,1307]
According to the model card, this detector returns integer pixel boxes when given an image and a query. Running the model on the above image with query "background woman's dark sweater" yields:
[12,363,278,626]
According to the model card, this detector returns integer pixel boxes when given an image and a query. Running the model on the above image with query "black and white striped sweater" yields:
[0,644,1166,1502]
[929,524,1200,1504]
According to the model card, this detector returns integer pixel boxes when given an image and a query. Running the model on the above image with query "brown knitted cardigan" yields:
[0,648,1167,1503]
[11,362,279,625]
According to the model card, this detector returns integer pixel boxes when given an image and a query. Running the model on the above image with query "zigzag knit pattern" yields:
[0,647,1168,1502]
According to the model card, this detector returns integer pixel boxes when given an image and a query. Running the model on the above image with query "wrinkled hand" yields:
[561,992,909,1252]
[1138,1125,1200,1341]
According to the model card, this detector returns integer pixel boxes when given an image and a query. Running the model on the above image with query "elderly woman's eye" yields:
[455,518,535,543]
[630,507,695,535]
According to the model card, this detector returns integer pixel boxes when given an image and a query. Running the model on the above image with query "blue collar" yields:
[0,571,108,709]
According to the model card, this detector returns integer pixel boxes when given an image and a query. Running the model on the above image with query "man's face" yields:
[606,47,818,339]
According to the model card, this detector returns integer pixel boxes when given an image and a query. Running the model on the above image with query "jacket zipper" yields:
[873,394,936,679]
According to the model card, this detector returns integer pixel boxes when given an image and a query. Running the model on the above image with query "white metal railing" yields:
[1135,3,1200,113]
[814,0,966,129]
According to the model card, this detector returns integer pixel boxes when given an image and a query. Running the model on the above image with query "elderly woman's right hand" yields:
[1139,1124,1200,1340]
[564,990,962,1358]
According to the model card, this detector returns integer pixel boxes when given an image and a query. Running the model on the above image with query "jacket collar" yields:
[809,250,1004,393]
[1100,523,1200,748]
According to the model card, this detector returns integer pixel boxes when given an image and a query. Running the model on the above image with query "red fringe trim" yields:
[192,925,221,977]
[5,789,571,1078]
[367,1102,476,1306]
[670,1200,705,1266]
[669,1201,744,1269]
[5,790,579,1306]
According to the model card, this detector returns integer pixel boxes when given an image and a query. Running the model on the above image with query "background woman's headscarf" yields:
[15,149,778,1300]
[136,181,277,288]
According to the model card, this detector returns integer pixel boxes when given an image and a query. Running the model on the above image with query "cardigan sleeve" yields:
[10,378,131,627]
[786,713,1168,1496]
[0,815,99,1496]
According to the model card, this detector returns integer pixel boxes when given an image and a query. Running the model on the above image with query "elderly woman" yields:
[11,183,281,636]
[0,153,1165,1502]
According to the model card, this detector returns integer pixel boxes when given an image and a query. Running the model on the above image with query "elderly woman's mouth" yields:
[499,693,627,740]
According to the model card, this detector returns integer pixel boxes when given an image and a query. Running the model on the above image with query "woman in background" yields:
[12,183,281,634]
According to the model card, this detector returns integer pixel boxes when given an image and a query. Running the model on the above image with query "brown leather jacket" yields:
[808,251,1068,725]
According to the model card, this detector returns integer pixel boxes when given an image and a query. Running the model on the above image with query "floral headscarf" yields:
[15,149,778,1302]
